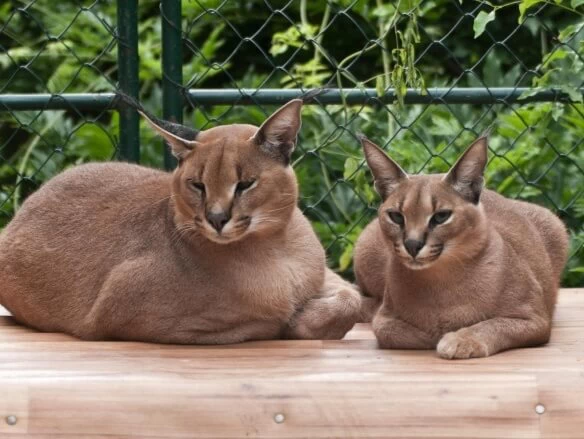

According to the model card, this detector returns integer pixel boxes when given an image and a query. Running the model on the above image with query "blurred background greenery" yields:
[1,0,583,286]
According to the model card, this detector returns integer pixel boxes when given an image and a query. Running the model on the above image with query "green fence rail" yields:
[2,87,582,111]
[1,0,583,285]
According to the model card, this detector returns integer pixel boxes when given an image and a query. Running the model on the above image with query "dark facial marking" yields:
[431,194,438,211]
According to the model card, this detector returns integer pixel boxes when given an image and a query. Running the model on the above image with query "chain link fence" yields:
[1,0,583,286]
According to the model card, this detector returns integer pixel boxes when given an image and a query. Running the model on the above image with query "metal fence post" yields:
[161,0,183,170]
[117,0,140,163]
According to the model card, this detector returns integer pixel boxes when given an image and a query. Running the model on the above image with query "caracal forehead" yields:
[196,124,258,144]
[385,174,461,212]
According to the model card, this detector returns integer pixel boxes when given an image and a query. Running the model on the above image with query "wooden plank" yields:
[0,384,29,435]
[8,378,539,438]
[0,289,582,437]
[538,372,584,439]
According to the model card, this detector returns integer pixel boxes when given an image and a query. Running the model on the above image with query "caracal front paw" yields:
[286,288,361,340]
[437,330,489,359]
[372,314,435,349]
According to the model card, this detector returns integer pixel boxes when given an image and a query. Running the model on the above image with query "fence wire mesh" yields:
[0,0,119,225]
[1,0,583,286]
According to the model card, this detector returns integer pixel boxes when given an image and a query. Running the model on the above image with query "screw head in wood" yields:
[535,403,545,415]
[5,415,17,426]
[273,413,285,424]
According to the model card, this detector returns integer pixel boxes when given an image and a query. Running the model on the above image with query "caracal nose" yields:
[404,239,424,258]
[206,211,230,232]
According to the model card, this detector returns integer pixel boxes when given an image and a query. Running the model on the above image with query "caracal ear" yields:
[252,99,303,165]
[443,135,489,204]
[139,110,200,161]
[359,134,408,200]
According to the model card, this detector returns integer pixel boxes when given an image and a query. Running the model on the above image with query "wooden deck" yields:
[0,289,583,438]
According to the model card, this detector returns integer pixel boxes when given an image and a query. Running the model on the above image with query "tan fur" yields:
[0,100,361,344]
[354,135,569,359]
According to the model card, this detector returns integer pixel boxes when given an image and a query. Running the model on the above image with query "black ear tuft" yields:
[116,92,199,142]
[299,88,330,103]
[116,91,200,161]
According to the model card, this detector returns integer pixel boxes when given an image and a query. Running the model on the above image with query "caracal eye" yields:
[235,180,256,195]
[430,210,452,226]
[387,211,405,226]
[188,180,205,193]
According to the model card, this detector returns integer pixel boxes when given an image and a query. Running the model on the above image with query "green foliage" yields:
[474,10,496,37]
[0,0,582,286]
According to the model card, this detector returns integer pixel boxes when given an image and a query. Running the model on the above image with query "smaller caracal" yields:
[354,134,568,359]
[0,98,361,344]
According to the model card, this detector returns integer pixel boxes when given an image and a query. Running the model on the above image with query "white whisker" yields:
[261,202,297,214]
[148,194,176,209]
[171,222,197,246]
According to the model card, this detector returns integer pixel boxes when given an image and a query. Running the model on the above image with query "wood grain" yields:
[0,289,583,438]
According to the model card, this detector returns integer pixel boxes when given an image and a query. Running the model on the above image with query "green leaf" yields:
[71,124,115,160]
[519,0,543,23]
[564,113,584,130]
[558,22,584,43]
[551,104,565,122]
[559,24,577,42]
[339,243,354,272]
[571,0,584,7]
[532,69,558,88]
[473,10,495,38]
[398,0,422,12]
[372,4,396,18]
[430,114,461,135]
[560,85,583,103]
[542,49,568,68]
[343,157,360,180]
[270,26,306,57]
[518,87,544,100]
